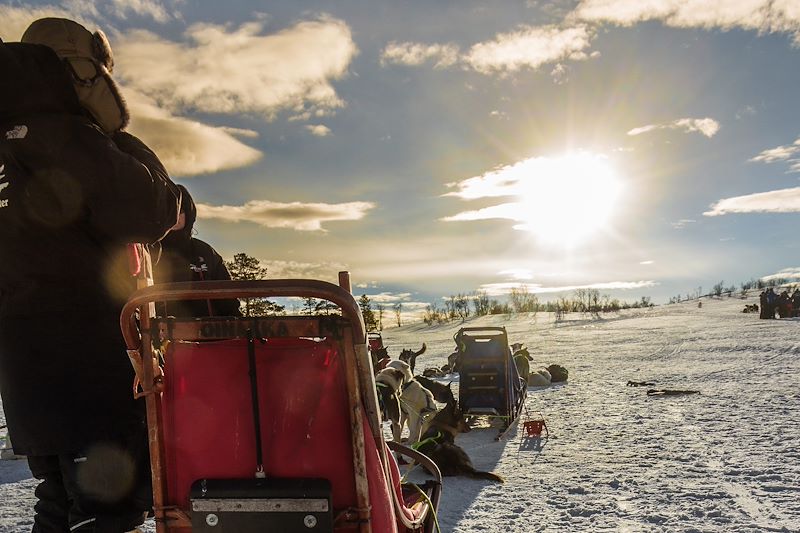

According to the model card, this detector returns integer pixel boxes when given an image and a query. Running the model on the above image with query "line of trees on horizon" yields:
[222,252,800,331]
[221,252,659,330]
[415,287,653,327]
[668,276,797,304]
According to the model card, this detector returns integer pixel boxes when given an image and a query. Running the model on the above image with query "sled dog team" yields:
[374,351,506,483]
[373,339,567,483]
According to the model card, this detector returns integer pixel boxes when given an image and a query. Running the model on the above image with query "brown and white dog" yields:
[375,367,405,442]
[383,360,437,444]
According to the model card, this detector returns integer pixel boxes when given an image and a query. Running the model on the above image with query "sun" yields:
[514,152,623,246]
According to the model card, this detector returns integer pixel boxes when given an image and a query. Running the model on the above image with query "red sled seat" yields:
[121,277,441,533]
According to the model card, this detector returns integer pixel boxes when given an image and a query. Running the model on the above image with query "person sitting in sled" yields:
[0,17,180,532]
[154,184,241,317]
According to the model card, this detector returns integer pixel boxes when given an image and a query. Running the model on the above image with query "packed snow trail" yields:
[1,296,798,532]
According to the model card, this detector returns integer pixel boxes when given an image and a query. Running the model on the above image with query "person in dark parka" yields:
[0,18,179,532]
[154,184,241,317]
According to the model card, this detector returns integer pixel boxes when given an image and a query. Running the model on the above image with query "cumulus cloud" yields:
[749,138,800,166]
[704,187,800,216]
[479,279,657,296]
[196,199,376,232]
[125,90,262,176]
[464,24,594,74]
[627,118,720,138]
[114,17,356,118]
[571,0,800,43]
[305,124,332,137]
[380,41,460,68]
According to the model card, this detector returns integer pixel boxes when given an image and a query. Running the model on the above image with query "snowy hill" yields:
[2,296,799,532]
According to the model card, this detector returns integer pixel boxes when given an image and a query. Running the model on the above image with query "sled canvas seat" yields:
[456,327,526,435]
[121,275,441,533]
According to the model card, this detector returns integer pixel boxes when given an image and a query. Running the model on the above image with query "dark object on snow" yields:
[547,364,569,382]
[627,380,655,387]
[421,367,445,379]
[742,304,759,314]
[646,389,700,396]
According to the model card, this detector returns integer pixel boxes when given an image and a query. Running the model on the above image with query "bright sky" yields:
[4,0,800,315]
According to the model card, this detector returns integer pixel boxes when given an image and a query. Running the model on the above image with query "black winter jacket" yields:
[0,42,180,454]
[155,237,242,317]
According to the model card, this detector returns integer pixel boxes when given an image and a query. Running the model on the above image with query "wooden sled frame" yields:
[120,273,441,533]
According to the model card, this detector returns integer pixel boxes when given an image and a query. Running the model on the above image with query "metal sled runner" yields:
[120,274,441,533]
[455,327,527,439]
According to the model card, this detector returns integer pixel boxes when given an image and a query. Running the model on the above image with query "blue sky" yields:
[3,0,800,317]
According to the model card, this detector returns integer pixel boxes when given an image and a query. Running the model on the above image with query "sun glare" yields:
[515,152,623,245]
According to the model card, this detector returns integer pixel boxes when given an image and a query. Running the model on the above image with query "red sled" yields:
[120,273,441,533]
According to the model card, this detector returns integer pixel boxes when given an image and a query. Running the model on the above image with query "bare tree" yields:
[376,303,385,331]
[393,302,402,327]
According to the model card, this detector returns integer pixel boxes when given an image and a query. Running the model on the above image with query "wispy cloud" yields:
[704,187,800,216]
[380,41,459,68]
[627,118,720,138]
[479,279,657,296]
[110,0,172,23]
[749,138,800,167]
[640,260,654,265]
[363,292,414,304]
[464,24,594,74]
[258,259,347,280]
[196,199,375,232]
[762,267,800,281]
[125,90,262,176]
[115,17,356,118]
[498,268,534,280]
[381,24,595,75]
[571,0,800,44]
[305,124,332,137]
[671,218,696,229]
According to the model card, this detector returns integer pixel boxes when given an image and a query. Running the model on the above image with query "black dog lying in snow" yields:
[414,399,503,483]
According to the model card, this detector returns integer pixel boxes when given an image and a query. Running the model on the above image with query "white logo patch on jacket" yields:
[5,125,28,139]
[0,163,9,208]
[0,163,9,209]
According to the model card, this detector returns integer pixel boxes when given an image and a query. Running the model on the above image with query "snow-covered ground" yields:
[2,295,799,532]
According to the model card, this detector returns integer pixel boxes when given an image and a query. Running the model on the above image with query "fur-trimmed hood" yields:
[21,18,129,133]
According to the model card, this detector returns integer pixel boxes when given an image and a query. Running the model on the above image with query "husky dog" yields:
[416,399,503,483]
[414,375,455,405]
[398,343,426,374]
[384,360,437,444]
[375,367,405,441]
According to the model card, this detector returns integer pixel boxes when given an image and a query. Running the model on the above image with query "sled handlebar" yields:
[120,278,366,349]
